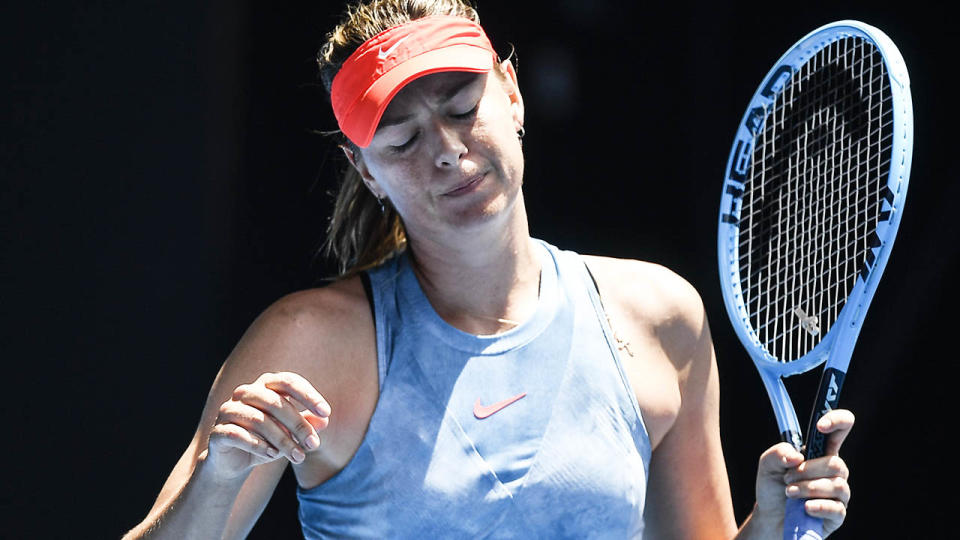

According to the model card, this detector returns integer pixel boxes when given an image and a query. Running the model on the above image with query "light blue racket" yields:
[717,21,912,540]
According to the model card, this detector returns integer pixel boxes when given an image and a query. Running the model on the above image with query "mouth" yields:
[442,172,487,197]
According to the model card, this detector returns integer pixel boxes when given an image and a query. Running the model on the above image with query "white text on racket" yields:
[821,373,840,416]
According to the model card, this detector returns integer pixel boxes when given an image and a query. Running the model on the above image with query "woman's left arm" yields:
[635,266,853,539]
[638,270,739,540]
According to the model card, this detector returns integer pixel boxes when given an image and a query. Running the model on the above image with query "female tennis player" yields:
[124,1,853,538]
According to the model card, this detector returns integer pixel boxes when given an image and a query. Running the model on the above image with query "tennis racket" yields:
[716,21,912,540]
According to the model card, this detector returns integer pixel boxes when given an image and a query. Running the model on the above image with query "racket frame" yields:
[718,20,912,444]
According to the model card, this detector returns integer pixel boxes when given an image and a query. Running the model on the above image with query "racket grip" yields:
[792,422,829,538]
[785,367,846,540]
[784,498,823,540]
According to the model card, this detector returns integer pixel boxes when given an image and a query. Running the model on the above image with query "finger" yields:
[785,476,851,505]
[219,399,310,463]
[301,409,331,432]
[784,455,849,484]
[758,442,805,478]
[209,422,280,461]
[804,498,848,533]
[754,442,806,513]
[258,372,331,417]
[816,408,855,455]
[282,394,331,433]
[231,386,322,454]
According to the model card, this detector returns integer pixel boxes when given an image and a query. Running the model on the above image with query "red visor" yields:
[330,15,496,148]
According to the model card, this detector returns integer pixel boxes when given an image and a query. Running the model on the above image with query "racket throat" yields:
[781,429,804,451]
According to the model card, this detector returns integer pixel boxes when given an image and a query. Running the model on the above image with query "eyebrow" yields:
[377,75,481,130]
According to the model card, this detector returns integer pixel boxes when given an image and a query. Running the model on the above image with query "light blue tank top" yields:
[297,240,651,538]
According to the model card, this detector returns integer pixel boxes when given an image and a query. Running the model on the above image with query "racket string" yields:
[738,165,890,261]
[737,36,892,361]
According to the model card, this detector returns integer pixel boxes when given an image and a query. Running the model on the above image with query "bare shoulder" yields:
[580,255,709,371]
[217,276,377,410]
[241,277,372,362]
[580,255,705,332]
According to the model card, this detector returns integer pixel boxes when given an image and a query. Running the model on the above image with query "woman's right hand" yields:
[203,371,332,480]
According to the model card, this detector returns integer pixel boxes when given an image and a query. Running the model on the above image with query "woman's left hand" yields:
[753,408,855,537]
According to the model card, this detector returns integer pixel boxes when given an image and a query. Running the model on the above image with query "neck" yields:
[406,198,540,335]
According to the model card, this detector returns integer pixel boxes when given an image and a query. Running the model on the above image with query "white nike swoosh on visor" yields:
[378,36,410,60]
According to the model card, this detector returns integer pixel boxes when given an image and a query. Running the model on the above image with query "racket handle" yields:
[784,367,846,540]
[782,439,827,540]
[784,498,823,540]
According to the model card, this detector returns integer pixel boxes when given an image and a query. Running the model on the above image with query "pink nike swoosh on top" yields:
[473,392,527,419]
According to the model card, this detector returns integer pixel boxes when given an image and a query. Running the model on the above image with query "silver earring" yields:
[377,196,386,213]
[517,127,525,139]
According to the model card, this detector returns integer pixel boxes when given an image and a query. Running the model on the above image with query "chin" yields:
[448,191,519,231]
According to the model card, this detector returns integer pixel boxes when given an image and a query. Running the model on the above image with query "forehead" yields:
[384,71,487,114]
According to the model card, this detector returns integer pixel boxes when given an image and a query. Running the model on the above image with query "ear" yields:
[499,59,524,132]
[340,144,385,200]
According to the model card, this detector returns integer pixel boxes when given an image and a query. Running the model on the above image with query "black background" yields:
[3,1,956,538]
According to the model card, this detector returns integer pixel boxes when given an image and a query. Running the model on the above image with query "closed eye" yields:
[452,103,479,120]
[389,132,418,154]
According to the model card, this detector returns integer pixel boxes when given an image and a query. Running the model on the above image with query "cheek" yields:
[384,171,422,206]
[371,161,450,220]
[473,104,522,162]
[479,94,516,136]
[362,159,415,205]
[479,115,524,181]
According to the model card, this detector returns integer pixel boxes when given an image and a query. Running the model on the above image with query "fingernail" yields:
[304,433,320,450]
[292,448,305,463]
[315,401,331,417]
[818,416,832,429]
[786,485,800,497]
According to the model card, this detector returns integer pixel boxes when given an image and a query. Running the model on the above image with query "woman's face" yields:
[350,63,525,239]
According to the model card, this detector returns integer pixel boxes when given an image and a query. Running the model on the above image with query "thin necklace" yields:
[464,271,541,329]
[468,313,522,327]
[409,254,540,330]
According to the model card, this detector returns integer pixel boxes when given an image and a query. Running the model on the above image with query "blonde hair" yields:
[317,0,481,277]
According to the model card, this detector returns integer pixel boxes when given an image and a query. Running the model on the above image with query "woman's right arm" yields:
[122,285,366,540]
[122,371,328,539]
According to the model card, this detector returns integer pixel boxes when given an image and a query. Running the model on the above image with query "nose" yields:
[433,123,467,168]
